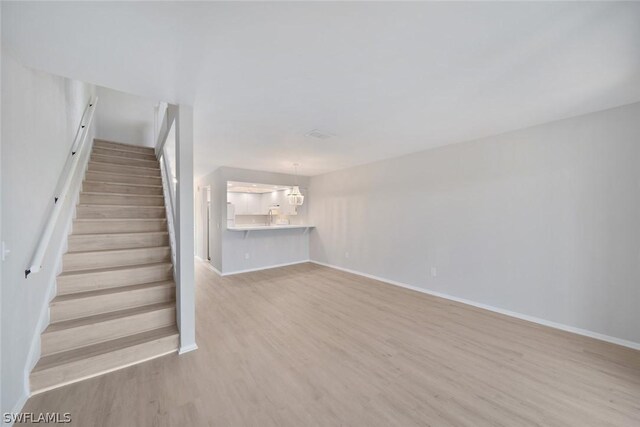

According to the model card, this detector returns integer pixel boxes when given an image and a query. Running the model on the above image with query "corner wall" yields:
[309,102,640,346]
[1,52,95,416]
[196,167,311,275]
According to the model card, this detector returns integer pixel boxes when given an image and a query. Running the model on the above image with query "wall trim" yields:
[309,260,640,351]
[196,256,223,276]
[179,344,199,355]
[222,259,311,276]
[198,257,310,277]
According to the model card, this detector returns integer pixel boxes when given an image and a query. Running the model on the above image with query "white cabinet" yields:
[227,192,245,214]
[228,189,306,216]
[228,192,264,215]
[247,194,261,215]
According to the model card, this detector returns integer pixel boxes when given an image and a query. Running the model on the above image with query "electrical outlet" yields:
[245,253,250,260]
[345,251,350,259]
[1,241,9,261]
[430,267,437,277]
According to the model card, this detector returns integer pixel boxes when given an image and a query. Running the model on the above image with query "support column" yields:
[175,104,197,354]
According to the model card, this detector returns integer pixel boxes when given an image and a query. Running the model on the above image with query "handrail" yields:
[161,144,177,224]
[156,105,178,275]
[155,103,174,158]
[25,97,98,278]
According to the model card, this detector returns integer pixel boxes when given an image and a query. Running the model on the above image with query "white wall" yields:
[309,102,640,346]
[197,167,311,274]
[95,86,157,147]
[1,52,95,416]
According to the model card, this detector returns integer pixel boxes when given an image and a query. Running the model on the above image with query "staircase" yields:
[30,140,179,394]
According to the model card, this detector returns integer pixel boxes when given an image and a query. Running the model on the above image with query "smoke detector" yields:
[305,129,334,140]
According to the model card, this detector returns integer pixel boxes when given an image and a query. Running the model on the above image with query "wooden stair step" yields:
[88,161,161,177]
[72,219,168,234]
[91,153,159,169]
[50,281,175,323]
[31,326,178,394]
[93,140,155,155]
[42,302,176,356]
[83,181,163,195]
[80,192,165,206]
[92,146,157,161]
[77,204,166,219]
[68,231,169,252]
[63,246,171,272]
[57,262,174,295]
[85,171,162,186]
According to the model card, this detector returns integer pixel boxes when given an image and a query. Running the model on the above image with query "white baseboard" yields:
[309,260,640,351]
[220,259,311,276]
[179,344,199,355]
[196,256,223,276]
[197,256,310,277]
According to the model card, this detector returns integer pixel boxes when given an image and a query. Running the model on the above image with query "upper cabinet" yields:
[228,192,264,215]
[227,185,307,217]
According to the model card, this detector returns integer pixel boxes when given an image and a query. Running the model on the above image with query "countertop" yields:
[227,224,315,231]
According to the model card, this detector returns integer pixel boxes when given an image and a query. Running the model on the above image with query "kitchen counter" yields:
[227,224,314,239]
[227,224,314,231]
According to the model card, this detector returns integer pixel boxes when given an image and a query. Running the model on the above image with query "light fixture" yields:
[287,163,304,206]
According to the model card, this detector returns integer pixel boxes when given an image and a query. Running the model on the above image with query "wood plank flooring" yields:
[22,261,640,426]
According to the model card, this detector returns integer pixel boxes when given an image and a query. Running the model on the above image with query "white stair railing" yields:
[155,104,179,287]
[25,97,98,278]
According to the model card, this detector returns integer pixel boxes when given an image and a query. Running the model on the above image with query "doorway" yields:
[201,186,211,261]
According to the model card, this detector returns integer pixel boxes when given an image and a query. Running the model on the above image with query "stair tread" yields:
[85,170,162,179]
[81,192,164,198]
[53,280,175,303]
[66,245,170,255]
[93,146,156,158]
[89,160,159,171]
[84,180,162,188]
[70,231,168,238]
[78,204,165,208]
[74,218,167,222]
[33,326,178,372]
[45,302,175,332]
[94,140,155,152]
[58,261,172,277]
[92,152,158,162]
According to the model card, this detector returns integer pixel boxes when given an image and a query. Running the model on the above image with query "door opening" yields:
[205,187,211,261]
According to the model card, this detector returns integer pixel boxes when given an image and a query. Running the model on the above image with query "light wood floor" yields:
[23,261,640,426]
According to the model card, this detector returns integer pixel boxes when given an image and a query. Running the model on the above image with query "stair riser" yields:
[63,247,171,272]
[50,286,175,323]
[92,147,156,161]
[89,162,161,177]
[92,154,158,169]
[77,205,166,219]
[68,233,169,252]
[73,220,167,234]
[80,193,165,206]
[85,172,162,186]
[31,333,178,394]
[57,264,174,295]
[94,140,155,155]
[42,307,176,356]
[83,181,163,196]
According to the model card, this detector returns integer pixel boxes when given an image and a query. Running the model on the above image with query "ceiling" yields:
[228,182,291,194]
[3,2,640,177]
